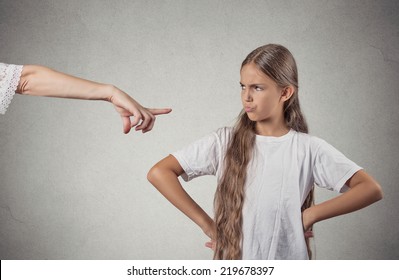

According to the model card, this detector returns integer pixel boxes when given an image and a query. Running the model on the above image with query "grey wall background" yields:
[0,0,398,260]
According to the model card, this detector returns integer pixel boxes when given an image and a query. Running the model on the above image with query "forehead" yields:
[240,63,275,84]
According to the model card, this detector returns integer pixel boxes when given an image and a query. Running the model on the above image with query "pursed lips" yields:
[244,106,255,112]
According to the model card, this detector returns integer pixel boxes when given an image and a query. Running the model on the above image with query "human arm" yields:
[302,169,383,231]
[16,65,171,133]
[147,155,216,240]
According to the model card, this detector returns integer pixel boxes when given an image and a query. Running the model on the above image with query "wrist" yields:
[103,84,120,102]
[199,216,215,237]
[303,206,318,230]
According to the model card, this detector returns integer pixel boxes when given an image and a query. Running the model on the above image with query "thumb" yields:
[205,240,216,251]
[304,230,314,238]
[121,116,132,134]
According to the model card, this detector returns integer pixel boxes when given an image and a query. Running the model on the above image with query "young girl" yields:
[147,44,382,260]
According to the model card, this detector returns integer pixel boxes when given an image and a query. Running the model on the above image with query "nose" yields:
[242,88,252,102]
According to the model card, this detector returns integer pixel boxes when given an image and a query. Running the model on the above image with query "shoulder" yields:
[293,131,326,150]
[292,131,336,162]
[211,126,234,147]
[214,126,233,139]
[295,131,353,165]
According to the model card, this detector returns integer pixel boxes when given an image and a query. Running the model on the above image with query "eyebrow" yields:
[239,82,266,87]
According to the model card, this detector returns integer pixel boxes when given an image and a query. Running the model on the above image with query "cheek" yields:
[257,94,273,106]
[256,95,281,112]
[263,92,281,105]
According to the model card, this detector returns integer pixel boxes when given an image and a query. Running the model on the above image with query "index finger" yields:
[147,108,172,115]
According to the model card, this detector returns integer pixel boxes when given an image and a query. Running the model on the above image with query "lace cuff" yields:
[0,63,23,114]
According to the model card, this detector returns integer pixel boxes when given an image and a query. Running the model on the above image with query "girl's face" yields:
[240,63,286,128]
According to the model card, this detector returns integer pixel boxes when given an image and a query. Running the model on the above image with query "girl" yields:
[147,44,382,260]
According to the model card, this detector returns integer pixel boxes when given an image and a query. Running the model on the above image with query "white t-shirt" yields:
[0,62,23,114]
[172,127,362,260]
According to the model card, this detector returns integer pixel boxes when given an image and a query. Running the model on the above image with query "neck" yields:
[255,119,289,137]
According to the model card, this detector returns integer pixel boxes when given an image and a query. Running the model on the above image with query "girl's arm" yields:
[147,155,216,240]
[16,65,171,133]
[302,170,383,230]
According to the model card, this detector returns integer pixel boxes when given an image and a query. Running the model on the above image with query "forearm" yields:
[304,171,382,229]
[148,165,213,232]
[16,65,114,101]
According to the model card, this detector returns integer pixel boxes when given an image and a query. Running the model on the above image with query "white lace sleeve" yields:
[0,62,23,114]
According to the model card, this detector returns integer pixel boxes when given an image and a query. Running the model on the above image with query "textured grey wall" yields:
[0,0,398,259]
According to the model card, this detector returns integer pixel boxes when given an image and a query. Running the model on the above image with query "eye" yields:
[255,85,263,91]
[240,84,246,90]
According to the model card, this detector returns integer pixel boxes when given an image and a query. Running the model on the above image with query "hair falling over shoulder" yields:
[213,44,314,260]
[213,112,256,259]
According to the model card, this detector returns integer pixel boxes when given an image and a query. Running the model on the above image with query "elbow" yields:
[356,170,383,204]
[147,164,162,186]
[147,156,181,187]
[373,182,383,202]
[364,180,383,204]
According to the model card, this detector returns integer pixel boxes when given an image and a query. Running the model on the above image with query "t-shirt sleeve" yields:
[0,62,24,114]
[312,139,362,193]
[172,129,224,182]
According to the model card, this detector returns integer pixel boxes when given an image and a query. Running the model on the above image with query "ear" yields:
[280,85,295,102]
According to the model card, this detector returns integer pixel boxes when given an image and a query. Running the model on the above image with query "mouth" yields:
[244,106,254,113]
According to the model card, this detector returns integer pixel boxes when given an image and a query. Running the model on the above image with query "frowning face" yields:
[240,63,286,126]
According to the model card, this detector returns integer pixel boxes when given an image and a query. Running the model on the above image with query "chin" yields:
[246,114,259,122]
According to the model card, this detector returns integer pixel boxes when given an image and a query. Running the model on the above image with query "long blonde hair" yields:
[213,44,313,260]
